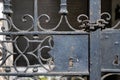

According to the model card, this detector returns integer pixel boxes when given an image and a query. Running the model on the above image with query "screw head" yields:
[5,67,11,72]
[33,67,38,72]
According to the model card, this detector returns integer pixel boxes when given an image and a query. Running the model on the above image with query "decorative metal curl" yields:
[38,14,63,31]
[21,14,34,31]
[1,11,111,32]
[38,14,85,31]
[0,18,12,32]
[8,14,34,31]
[64,15,81,31]
[38,36,54,71]
[101,73,120,80]
[0,40,15,67]
[76,12,111,31]
[77,14,90,30]
[13,36,53,72]
[13,36,30,72]
[14,36,29,53]
[0,46,14,67]
[96,12,111,29]
[112,21,120,29]
[13,53,30,72]
[33,12,110,31]
[0,34,54,73]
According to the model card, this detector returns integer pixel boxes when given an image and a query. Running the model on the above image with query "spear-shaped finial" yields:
[59,0,68,15]
[3,0,13,15]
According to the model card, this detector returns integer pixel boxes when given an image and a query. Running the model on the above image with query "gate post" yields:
[89,0,101,80]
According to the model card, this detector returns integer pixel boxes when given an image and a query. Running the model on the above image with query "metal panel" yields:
[50,35,89,74]
[101,29,120,72]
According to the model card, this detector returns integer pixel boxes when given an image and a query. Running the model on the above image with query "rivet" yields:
[90,62,93,65]
[6,35,11,40]
[33,67,38,72]
[115,41,119,45]
[105,35,109,39]
[5,67,11,72]
[33,35,39,39]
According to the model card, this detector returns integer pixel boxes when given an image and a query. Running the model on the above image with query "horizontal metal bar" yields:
[0,72,89,76]
[2,69,120,76]
[0,31,89,35]
[102,69,120,73]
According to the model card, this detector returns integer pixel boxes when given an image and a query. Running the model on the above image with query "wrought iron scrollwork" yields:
[0,0,114,79]
[97,12,111,29]
[2,0,111,32]
[4,13,110,32]
[76,12,111,31]
[0,36,54,73]
[0,18,12,32]
[0,0,112,74]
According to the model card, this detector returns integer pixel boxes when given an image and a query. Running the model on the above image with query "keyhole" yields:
[69,58,73,68]
[113,55,119,65]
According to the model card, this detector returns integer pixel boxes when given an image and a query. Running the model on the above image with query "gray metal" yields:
[2,0,13,15]
[34,0,38,31]
[101,29,120,72]
[90,30,101,80]
[89,0,101,80]
[50,35,89,74]
[59,0,68,14]
[0,0,120,80]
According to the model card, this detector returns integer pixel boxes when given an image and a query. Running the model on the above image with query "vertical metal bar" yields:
[90,0,101,23]
[34,0,38,31]
[59,0,68,14]
[3,0,13,15]
[90,30,101,80]
[89,0,101,80]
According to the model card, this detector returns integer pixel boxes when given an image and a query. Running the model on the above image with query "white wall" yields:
[0,2,3,18]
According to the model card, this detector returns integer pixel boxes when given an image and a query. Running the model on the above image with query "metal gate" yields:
[0,0,120,80]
